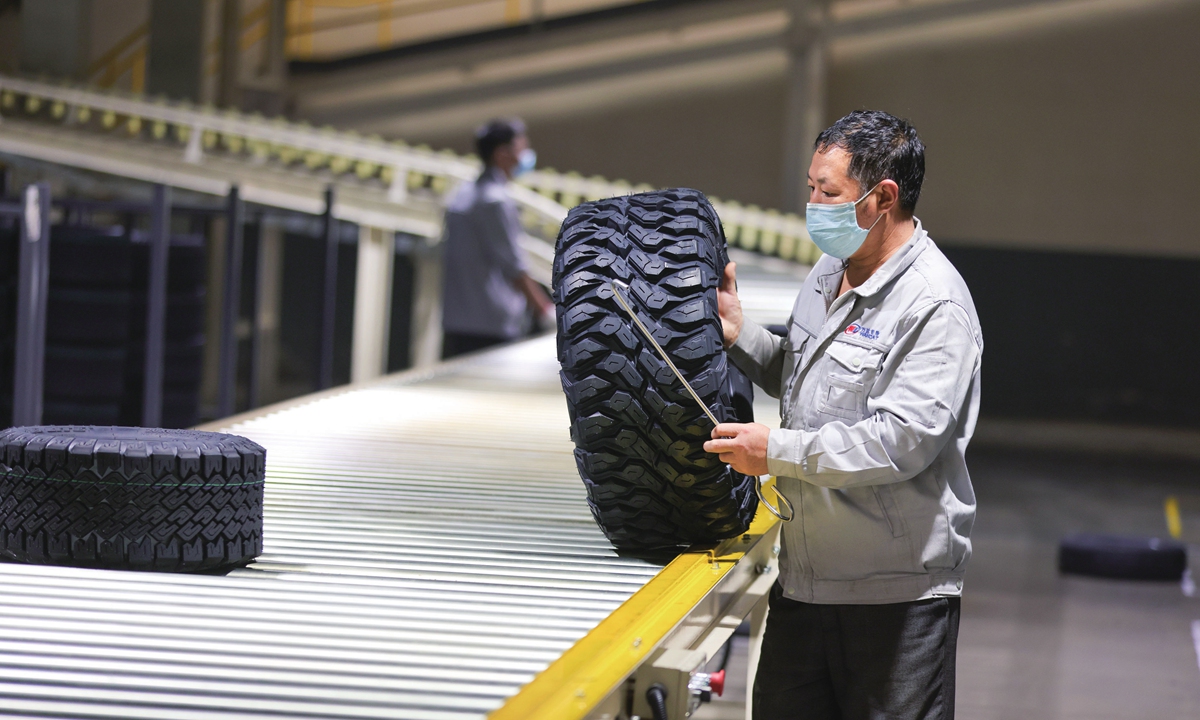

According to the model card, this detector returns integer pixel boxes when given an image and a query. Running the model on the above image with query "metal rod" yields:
[609,280,719,428]
[317,185,337,390]
[12,183,51,427]
[610,280,794,522]
[142,183,171,427]
[217,185,244,418]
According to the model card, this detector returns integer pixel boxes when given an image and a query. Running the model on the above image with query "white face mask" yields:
[514,148,537,177]
[805,182,883,259]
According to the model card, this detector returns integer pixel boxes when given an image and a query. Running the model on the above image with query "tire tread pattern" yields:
[0,426,265,572]
[554,189,757,550]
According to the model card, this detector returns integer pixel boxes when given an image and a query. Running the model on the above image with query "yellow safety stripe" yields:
[492,499,781,720]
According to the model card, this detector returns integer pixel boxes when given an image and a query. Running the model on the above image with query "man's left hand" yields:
[704,423,770,476]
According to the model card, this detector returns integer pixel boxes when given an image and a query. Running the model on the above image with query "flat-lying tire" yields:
[1058,533,1187,581]
[0,426,265,572]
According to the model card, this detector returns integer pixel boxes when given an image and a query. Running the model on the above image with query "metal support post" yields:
[12,183,51,427]
[317,186,337,390]
[217,185,244,418]
[410,239,443,369]
[350,226,394,384]
[249,219,283,408]
[781,0,829,213]
[142,184,172,427]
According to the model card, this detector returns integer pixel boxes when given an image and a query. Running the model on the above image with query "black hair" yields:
[814,110,925,214]
[474,118,526,166]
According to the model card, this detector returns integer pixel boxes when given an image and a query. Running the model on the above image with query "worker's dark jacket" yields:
[441,167,529,339]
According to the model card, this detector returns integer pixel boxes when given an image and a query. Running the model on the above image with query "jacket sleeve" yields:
[766,300,980,489]
[728,317,786,398]
[473,199,528,281]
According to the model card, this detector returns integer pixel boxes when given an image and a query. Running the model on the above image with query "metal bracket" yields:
[631,648,707,719]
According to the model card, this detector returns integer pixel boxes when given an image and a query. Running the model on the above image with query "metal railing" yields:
[0,73,816,264]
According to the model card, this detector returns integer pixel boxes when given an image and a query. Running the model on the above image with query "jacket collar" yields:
[796,219,929,374]
[842,218,929,300]
[477,166,509,185]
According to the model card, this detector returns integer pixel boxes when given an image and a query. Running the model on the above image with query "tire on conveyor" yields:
[554,188,758,550]
[0,426,265,572]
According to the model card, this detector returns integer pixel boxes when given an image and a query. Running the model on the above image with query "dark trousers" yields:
[441,331,509,360]
[754,583,960,720]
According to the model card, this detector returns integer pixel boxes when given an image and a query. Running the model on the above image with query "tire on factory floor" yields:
[0,426,266,572]
[554,188,758,550]
[1058,533,1187,581]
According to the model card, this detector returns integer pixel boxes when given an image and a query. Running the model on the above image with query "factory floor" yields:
[695,447,1200,719]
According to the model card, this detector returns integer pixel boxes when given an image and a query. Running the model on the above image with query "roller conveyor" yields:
[0,238,805,720]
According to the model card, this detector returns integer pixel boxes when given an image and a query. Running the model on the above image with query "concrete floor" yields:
[695,448,1200,719]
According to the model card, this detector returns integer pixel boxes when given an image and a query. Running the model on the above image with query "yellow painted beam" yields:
[1166,495,1182,540]
[491,507,780,720]
[87,21,149,78]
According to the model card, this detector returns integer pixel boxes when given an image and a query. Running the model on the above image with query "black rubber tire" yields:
[0,280,13,337]
[1058,533,1187,581]
[554,188,757,550]
[47,288,134,344]
[0,426,265,572]
[47,288,207,345]
[49,227,136,288]
[129,290,208,342]
[44,345,127,401]
[126,333,206,387]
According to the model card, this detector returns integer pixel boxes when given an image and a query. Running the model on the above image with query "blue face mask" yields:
[805,182,883,259]
[514,148,537,177]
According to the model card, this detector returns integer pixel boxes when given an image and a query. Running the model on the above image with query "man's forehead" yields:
[808,146,852,183]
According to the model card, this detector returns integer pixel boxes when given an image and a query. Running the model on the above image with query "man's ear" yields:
[877,179,901,214]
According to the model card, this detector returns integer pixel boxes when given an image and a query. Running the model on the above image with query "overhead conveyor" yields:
[0,74,820,270]
[0,73,818,387]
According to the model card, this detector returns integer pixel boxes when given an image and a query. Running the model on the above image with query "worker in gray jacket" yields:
[441,118,553,359]
[705,110,982,720]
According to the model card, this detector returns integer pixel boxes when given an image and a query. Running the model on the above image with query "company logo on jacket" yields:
[845,324,880,341]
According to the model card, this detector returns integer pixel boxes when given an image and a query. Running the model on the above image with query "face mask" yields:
[514,148,537,177]
[805,182,883,259]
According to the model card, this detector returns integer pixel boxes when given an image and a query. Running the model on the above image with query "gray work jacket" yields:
[441,167,529,339]
[730,221,982,604]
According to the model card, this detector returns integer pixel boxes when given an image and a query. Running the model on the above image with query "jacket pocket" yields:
[821,376,864,418]
[803,484,914,580]
[816,341,881,421]
[874,484,909,538]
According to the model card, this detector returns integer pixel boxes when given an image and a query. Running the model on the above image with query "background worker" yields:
[441,118,553,359]
[704,110,983,720]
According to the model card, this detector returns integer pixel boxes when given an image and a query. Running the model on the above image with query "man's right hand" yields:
[718,262,743,347]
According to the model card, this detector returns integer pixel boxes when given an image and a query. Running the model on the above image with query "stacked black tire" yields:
[554,188,758,550]
[0,225,16,424]
[42,227,206,428]
[0,426,264,571]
